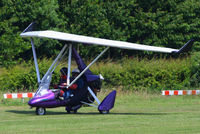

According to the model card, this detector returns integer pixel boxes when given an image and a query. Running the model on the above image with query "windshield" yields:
[35,73,52,97]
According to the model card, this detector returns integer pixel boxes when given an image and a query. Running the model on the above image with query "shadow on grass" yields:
[6,110,168,116]
[5,110,67,115]
[76,112,168,116]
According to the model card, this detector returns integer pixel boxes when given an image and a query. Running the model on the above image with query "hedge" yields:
[1,52,200,92]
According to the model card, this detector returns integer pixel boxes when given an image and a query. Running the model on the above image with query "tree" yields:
[0,0,62,67]
[1,0,200,67]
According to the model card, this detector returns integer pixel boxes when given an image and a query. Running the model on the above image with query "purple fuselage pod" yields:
[28,90,66,108]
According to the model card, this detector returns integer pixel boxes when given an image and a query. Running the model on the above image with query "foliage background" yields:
[1,52,200,92]
[1,0,200,91]
[1,0,200,66]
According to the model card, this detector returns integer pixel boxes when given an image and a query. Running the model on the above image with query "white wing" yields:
[20,30,178,53]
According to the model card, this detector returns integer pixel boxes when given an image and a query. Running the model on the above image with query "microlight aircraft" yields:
[20,23,194,115]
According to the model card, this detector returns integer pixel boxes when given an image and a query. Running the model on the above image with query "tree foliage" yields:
[1,0,200,67]
[0,0,61,66]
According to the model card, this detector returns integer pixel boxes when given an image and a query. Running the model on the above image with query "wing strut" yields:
[35,45,68,96]
[87,87,101,105]
[67,44,72,86]
[41,44,67,84]
[31,38,40,84]
[67,47,109,89]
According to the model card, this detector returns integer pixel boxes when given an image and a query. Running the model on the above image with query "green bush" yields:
[1,55,200,92]
[91,57,192,91]
[189,52,200,88]
[0,58,61,92]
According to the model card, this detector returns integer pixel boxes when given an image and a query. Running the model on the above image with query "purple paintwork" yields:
[28,90,66,108]
[28,47,109,111]
[98,90,116,111]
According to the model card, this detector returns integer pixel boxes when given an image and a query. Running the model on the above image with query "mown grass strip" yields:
[0,92,200,134]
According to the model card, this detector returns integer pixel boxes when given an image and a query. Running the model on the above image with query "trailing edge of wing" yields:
[21,30,187,53]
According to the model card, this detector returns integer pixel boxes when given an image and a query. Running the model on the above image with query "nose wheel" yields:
[99,110,109,114]
[36,107,46,115]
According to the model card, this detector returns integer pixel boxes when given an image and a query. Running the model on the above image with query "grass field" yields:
[1,91,200,134]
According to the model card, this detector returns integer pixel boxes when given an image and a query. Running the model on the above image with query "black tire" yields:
[36,107,46,115]
[66,110,71,114]
[71,105,81,114]
[99,110,109,114]
[73,110,77,114]
[65,107,71,114]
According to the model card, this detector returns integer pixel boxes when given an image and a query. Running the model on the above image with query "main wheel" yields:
[99,110,109,114]
[36,107,46,115]
[73,110,77,114]
[65,107,71,114]
[66,109,71,114]
[65,108,77,114]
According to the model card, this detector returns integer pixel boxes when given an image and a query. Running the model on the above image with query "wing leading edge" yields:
[20,23,194,54]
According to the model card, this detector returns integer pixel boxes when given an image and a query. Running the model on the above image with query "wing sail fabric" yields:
[20,30,179,53]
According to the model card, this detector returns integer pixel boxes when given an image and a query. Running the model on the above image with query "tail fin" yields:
[173,39,195,54]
